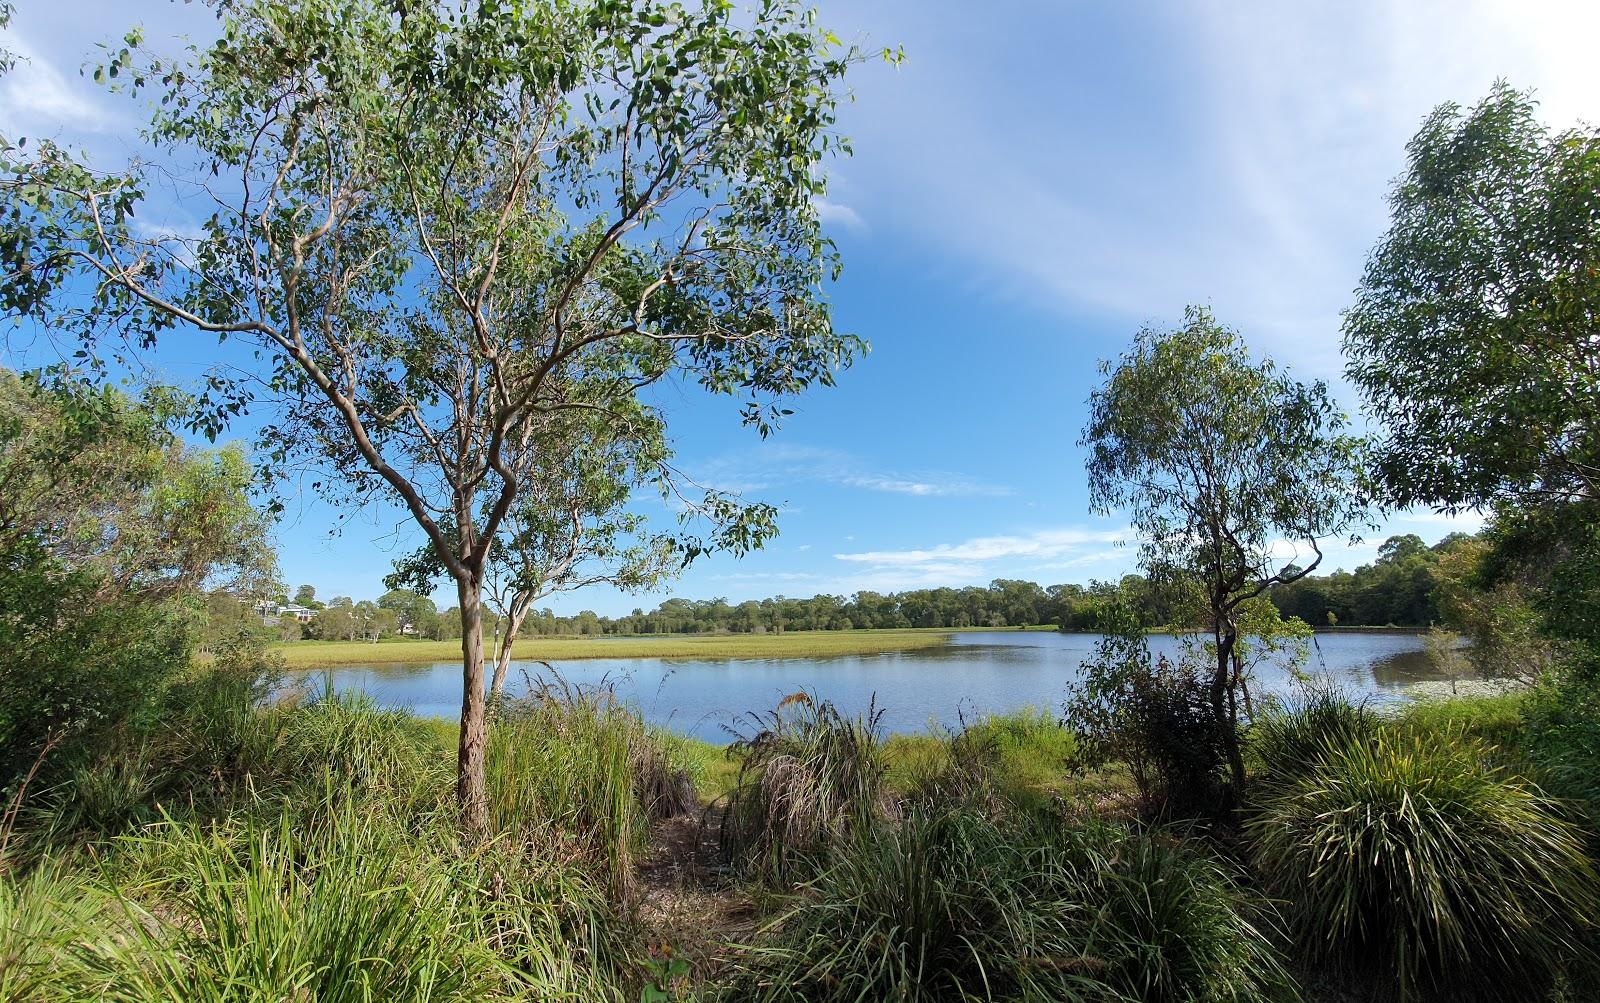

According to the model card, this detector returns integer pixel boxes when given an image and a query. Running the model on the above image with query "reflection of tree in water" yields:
[1369,648,1457,688]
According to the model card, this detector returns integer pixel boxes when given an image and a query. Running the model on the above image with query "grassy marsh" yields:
[272,628,958,668]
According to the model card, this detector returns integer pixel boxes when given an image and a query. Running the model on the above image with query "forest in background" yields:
[257,530,1471,641]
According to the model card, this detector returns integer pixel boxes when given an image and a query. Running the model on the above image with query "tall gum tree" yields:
[1081,307,1367,794]
[1,0,881,837]
[1345,84,1600,661]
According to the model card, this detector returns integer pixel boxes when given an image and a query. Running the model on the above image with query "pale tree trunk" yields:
[489,591,533,701]
[456,576,489,841]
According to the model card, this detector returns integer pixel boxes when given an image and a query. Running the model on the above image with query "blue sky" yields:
[4,1,1598,614]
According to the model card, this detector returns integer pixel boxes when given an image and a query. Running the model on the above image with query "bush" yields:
[0,540,196,789]
[1519,672,1600,833]
[1065,621,1228,820]
[1248,726,1600,1000]
[714,693,890,879]
[730,800,1292,1002]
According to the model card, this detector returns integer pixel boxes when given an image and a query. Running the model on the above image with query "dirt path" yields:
[633,811,761,976]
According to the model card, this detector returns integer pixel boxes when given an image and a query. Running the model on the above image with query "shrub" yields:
[714,693,890,879]
[17,641,290,850]
[1248,726,1600,1000]
[1065,621,1228,820]
[1519,672,1600,833]
[0,540,195,788]
[157,635,285,792]
[730,800,1292,1002]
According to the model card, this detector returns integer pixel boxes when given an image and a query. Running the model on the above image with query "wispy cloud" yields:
[0,30,113,134]
[836,527,1127,567]
[823,0,1600,375]
[694,444,1010,500]
[838,524,1126,572]
[816,198,866,231]
[840,474,1009,497]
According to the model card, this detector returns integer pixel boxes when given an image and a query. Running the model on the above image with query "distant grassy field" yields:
[273,628,957,669]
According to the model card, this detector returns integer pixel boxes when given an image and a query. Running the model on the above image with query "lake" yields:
[302,630,1452,742]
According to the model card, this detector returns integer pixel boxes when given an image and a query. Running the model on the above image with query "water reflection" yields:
[309,630,1450,742]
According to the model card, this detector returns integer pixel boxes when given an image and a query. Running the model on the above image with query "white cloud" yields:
[816,198,866,230]
[840,474,1010,498]
[693,443,1009,500]
[710,571,822,584]
[0,31,113,134]
[835,527,1128,567]
[819,1,1600,378]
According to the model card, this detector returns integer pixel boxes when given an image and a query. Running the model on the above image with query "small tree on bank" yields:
[1081,307,1366,795]
[4,0,877,837]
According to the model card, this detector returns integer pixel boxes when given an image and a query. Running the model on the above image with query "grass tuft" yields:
[1248,723,1600,1000]
[730,798,1293,1002]
[713,693,890,879]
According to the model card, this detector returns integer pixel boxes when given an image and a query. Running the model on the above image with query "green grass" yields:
[884,707,1078,806]
[1395,690,1528,750]
[273,628,957,668]
[19,639,1600,1003]
[729,801,1294,1003]
[1249,722,1600,1000]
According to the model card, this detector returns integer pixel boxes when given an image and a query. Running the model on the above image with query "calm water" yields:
[303,631,1448,742]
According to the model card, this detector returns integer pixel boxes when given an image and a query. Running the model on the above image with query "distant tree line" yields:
[236,533,1475,644]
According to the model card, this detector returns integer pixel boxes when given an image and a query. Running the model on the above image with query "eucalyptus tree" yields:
[1082,307,1366,791]
[1346,84,1600,661]
[3,0,876,834]
[1345,82,1600,512]
[387,396,677,698]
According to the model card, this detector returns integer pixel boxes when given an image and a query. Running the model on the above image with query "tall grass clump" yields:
[486,677,695,896]
[942,708,1076,808]
[79,799,630,1002]
[1394,690,1527,752]
[266,690,442,796]
[730,799,1292,1002]
[1248,726,1600,1000]
[713,692,890,879]
[1248,686,1377,787]
[0,864,108,1002]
